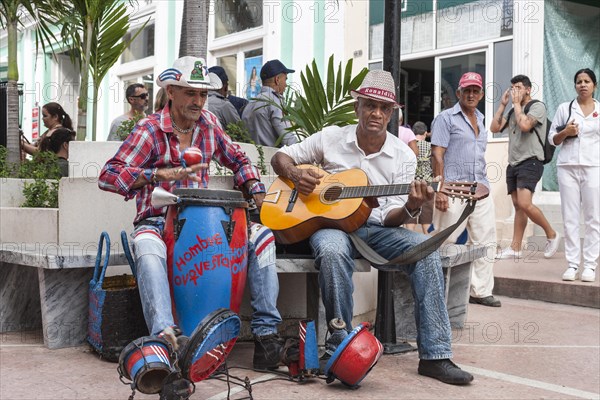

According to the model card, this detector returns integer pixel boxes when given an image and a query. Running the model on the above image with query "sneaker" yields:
[469,295,501,307]
[253,334,284,371]
[495,247,522,260]
[418,359,474,385]
[544,233,561,258]
[562,267,578,281]
[581,268,596,282]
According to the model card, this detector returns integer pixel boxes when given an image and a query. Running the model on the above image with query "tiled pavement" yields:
[1,252,599,400]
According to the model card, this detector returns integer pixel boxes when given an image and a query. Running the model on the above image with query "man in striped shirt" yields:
[99,57,288,372]
[431,72,500,308]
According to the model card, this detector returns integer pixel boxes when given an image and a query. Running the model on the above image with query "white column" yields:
[512,0,545,98]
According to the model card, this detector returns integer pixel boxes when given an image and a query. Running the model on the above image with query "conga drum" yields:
[163,188,248,381]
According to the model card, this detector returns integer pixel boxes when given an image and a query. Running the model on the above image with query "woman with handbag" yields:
[549,68,599,282]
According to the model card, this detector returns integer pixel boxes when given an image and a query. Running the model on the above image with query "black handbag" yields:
[556,99,575,138]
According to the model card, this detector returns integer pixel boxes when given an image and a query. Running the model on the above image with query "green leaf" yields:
[326,56,335,109]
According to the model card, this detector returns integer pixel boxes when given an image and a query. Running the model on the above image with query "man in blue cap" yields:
[207,66,242,129]
[242,59,298,147]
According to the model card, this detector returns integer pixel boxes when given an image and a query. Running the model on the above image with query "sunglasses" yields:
[130,93,149,100]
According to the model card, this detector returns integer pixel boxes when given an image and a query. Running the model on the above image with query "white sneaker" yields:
[495,247,522,260]
[544,232,561,258]
[581,268,596,282]
[562,267,578,281]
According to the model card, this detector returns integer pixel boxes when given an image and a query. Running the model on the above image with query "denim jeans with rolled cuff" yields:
[132,224,281,337]
[309,224,453,360]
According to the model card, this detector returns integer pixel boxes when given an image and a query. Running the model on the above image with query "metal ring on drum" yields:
[118,336,174,394]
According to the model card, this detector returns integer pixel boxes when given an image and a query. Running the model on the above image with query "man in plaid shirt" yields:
[99,56,288,372]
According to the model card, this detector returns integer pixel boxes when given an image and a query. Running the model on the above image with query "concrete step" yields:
[493,252,599,309]
[528,231,586,254]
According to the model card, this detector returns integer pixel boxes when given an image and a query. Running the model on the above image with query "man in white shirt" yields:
[270,70,474,386]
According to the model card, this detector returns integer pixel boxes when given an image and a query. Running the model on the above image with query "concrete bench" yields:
[275,244,484,345]
[0,241,367,349]
[393,244,486,340]
[0,240,482,349]
[0,244,129,349]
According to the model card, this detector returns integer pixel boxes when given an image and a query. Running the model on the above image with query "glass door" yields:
[434,50,486,116]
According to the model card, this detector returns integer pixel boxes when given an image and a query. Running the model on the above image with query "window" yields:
[492,40,513,138]
[438,51,486,115]
[122,72,154,115]
[214,0,262,38]
[436,1,509,49]
[216,55,238,96]
[122,23,155,63]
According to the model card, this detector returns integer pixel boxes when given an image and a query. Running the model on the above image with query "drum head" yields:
[173,188,243,200]
[179,308,241,382]
[173,188,248,208]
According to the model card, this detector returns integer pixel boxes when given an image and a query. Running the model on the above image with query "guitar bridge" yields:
[263,190,282,204]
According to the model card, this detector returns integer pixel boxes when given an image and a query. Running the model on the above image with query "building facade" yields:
[1,0,598,237]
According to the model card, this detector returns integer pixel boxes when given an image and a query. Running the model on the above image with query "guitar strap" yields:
[349,201,477,270]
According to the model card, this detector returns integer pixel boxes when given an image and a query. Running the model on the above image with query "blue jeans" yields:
[132,226,281,337]
[310,224,453,360]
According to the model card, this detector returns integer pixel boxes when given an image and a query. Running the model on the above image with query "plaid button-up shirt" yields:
[99,102,261,224]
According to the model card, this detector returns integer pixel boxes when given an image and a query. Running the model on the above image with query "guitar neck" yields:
[338,182,439,199]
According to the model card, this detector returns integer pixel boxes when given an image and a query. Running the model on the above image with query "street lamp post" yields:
[375,0,415,355]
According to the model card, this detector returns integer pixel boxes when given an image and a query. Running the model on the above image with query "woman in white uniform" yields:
[549,68,599,282]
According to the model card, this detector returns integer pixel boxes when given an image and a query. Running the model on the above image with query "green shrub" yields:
[0,147,61,208]
[17,151,61,180]
[116,112,145,140]
[20,152,62,208]
[21,179,59,208]
[0,146,13,178]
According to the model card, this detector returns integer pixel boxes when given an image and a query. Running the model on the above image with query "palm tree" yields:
[179,0,210,58]
[60,0,146,141]
[0,0,65,166]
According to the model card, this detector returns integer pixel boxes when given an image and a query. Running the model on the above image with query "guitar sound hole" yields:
[323,186,342,202]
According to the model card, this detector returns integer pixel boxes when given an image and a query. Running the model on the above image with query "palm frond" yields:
[276,55,367,138]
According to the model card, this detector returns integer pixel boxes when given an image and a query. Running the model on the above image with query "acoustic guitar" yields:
[260,164,489,244]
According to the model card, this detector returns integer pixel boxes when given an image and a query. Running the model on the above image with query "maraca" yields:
[181,147,203,167]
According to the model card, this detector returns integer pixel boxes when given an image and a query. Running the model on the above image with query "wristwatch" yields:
[405,205,422,219]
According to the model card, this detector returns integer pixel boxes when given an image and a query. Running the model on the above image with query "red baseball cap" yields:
[458,72,483,89]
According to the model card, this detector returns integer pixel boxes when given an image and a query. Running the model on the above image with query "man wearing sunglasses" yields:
[107,83,150,141]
